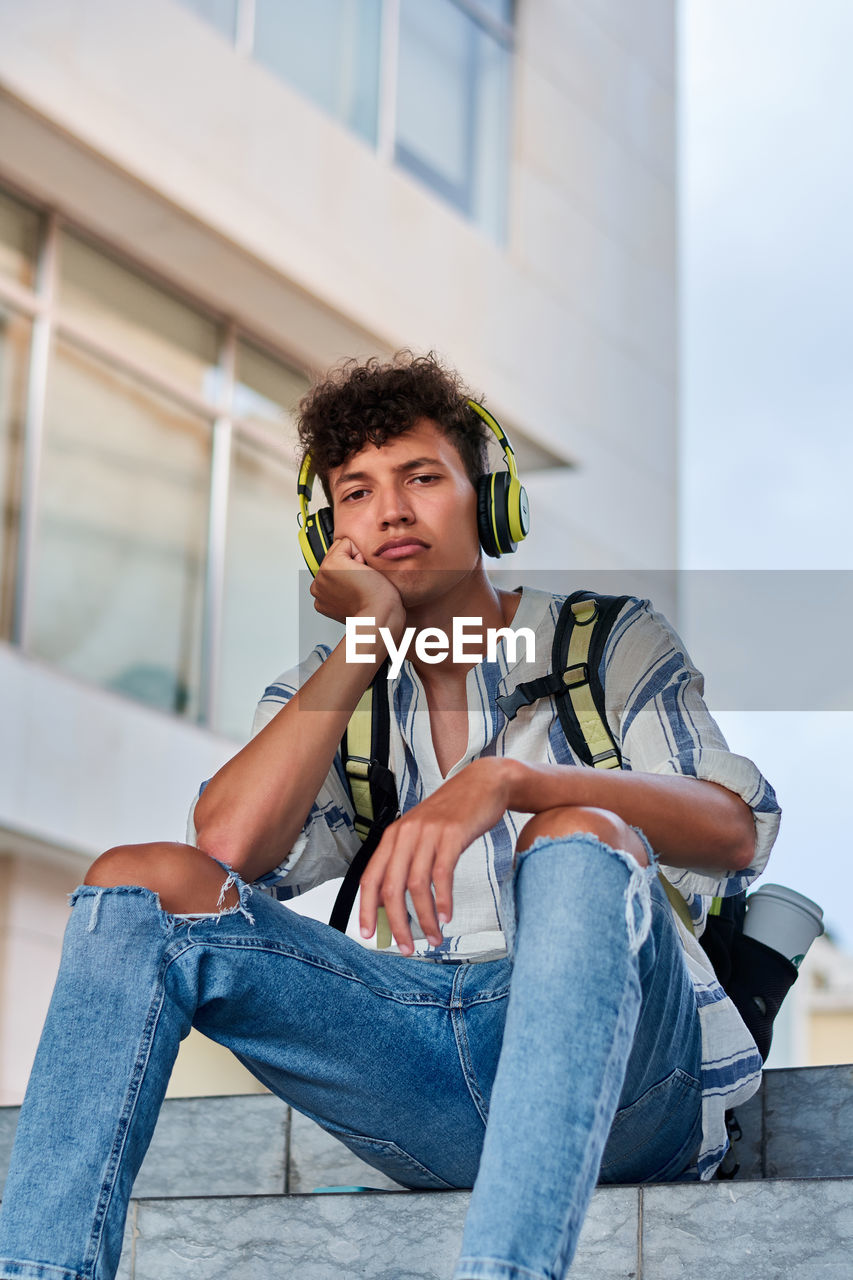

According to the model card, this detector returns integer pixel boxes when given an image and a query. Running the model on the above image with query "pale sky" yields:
[680,0,853,947]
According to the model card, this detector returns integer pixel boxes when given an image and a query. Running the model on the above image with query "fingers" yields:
[406,843,444,947]
[332,537,361,562]
[359,824,449,955]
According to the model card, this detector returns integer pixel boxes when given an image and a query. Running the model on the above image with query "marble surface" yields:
[562,1186,639,1280]
[0,1108,19,1191]
[0,1096,288,1203]
[124,1185,638,1280]
[131,1094,289,1198]
[763,1064,853,1179]
[728,1085,763,1179]
[288,1110,407,1193]
[642,1177,853,1279]
[130,1191,468,1280]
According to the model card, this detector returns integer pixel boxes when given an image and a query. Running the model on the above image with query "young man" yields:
[0,354,779,1280]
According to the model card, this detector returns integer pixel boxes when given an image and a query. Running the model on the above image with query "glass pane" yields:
[253,0,382,144]
[396,0,511,241]
[470,0,514,24]
[216,435,302,738]
[0,189,40,289]
[176,0,237,41]
[30,340,210,718]
[58,232,221,399]
[0,306,30,638]
[233,340,309,440]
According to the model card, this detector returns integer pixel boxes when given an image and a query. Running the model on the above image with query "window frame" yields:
[0,182,309,730]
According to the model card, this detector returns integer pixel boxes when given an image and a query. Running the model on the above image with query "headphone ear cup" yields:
[507,476,530,545]
[478,472,529,557]
[477,473,498,558]
[478,472,515,557]
[298,506,335,576]
[318,506,334,551]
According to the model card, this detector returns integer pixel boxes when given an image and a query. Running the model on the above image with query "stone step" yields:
[1,1064,852,1199]
[110,1176,853,1280]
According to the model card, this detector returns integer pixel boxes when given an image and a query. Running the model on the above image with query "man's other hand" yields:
[358,758,514,954]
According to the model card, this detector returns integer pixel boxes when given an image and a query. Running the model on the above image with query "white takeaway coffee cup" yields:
[743,884,825,968]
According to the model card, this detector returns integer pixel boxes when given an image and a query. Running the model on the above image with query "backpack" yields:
[329,590,797,1063]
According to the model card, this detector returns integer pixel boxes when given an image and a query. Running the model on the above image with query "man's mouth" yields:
[374,537,429,560]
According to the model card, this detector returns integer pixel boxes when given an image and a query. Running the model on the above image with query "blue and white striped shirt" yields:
[231,587,781,1179]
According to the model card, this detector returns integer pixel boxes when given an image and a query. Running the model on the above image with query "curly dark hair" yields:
[297,351,491,502]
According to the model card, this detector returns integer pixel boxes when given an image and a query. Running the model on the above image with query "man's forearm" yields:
[501,759,756,872]
[193,636,385,881]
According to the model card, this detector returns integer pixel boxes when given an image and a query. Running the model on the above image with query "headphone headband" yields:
[466,400,521,483]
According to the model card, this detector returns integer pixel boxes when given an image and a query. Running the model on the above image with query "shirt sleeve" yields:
[186,644,361,899]
[602,598,781,900]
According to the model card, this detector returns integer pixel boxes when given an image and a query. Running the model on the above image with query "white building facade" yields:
[0,0,678,1102]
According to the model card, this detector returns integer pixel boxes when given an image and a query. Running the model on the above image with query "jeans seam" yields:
[599,1069,702,1172]
[551,938,641,1280]
[316,1124,458,1191]
[180,934,462,1007]
[0,1265,84,1280]
[450,1006,490,1126]
[455,1258,547,1280]
[83,949,177,1279]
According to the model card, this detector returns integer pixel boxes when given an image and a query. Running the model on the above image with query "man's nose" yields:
[378,483,414,526]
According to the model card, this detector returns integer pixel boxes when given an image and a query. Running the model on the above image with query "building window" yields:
[0,185,310,734]
[219,435,300,739]
[253,0,383,146]
[31,340,211,717]
[395,0,512,242]
[0,306,29,640]
[216,339,311,739]
[58,231,222,397]
[178,0,238,42]
[175,0,513,241]
[0,190,40,289]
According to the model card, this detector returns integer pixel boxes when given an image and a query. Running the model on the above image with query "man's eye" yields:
[412,474,439,485]
[342,488,368,502]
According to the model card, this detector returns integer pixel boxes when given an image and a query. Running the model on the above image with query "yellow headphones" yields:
[297,399,530,575]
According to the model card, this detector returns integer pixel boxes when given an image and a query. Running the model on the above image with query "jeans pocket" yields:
[599,1067,703,1185]
[319,1123,459,1191]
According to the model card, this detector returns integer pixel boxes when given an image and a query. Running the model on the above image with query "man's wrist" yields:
[499,757,531,812]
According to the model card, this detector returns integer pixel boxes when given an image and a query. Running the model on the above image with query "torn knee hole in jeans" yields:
[170,869,256,925]
[70,869,256,933]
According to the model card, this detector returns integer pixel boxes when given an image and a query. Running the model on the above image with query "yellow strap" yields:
[661,877,695,934]
[343,686,392,949]
[565,602,620,769]
[566,599,694,935]
[345,690,375,826]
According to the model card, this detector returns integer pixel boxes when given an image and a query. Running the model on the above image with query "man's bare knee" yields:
[84,842,240,913]
[516,806,649,866]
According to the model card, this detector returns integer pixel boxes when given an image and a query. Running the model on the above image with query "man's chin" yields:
[381,564,478,609]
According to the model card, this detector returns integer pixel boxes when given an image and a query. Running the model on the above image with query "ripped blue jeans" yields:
[0,834,702,1280]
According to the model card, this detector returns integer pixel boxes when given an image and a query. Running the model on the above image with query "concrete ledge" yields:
[2,1064,852,1202]
[113,1176,853,1279]
[119,1185,637,1280]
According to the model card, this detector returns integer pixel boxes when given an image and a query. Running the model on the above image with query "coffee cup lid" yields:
[749,883,824,923]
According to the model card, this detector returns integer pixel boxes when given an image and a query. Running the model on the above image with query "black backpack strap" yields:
[329,661,398,943]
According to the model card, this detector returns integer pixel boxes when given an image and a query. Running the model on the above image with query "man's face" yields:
[327,418,481,607]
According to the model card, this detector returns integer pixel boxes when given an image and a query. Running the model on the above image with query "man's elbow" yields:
[723,803,757,873]
[193,802,252,877]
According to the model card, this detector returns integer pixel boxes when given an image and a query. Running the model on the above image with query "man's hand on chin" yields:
[310,536,406,638]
